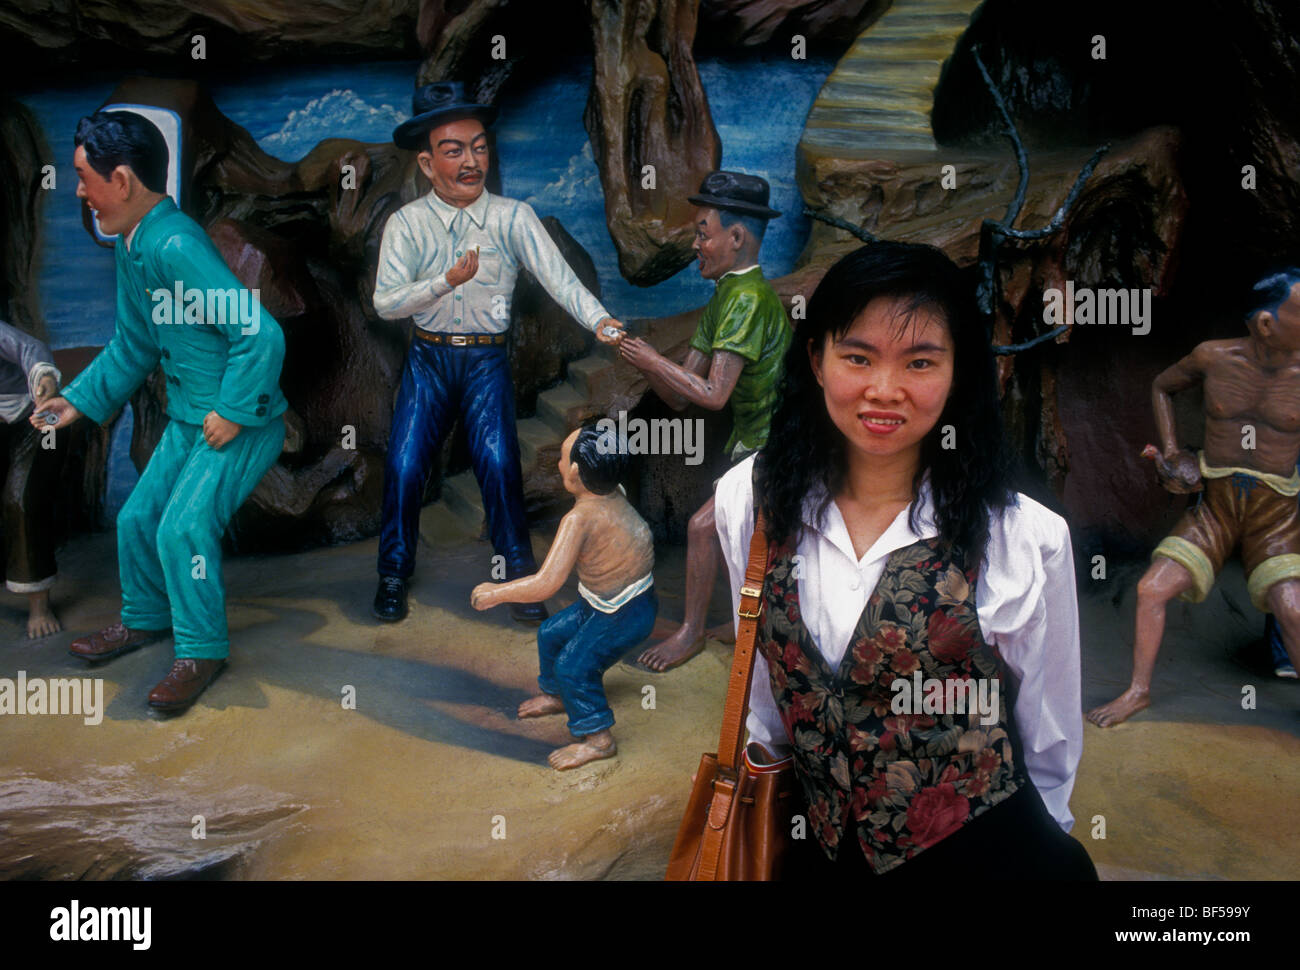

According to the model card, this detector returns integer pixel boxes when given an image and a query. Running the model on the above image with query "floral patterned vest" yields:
[757,532,1029,875]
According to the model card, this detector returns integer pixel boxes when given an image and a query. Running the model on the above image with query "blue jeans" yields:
[378,340,535,579]
[537,587,658,736]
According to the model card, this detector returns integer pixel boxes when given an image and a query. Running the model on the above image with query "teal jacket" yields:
[64,198,287,428]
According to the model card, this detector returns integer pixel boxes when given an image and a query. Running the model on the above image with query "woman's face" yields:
[810,294,955,465]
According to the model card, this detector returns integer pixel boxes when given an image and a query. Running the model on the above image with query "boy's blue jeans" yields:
[537,586,658,737]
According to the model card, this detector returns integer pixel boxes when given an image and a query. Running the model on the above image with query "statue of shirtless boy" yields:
[470,424,656,768]
[1089,270,1300,727]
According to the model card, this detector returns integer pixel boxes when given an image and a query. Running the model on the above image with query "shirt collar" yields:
[123,197,176,257]
[425,188,490,231]
[801,473,938,566]
[720,263,761,281]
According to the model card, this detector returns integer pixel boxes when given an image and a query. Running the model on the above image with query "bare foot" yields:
[1087,687,1150,728]
[636,626,705,672]
[518,693,565,719]
[549,730,617,770]
[26,592,61,639]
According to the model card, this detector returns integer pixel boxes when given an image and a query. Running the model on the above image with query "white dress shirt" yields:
[715,455,1084,833]
[372,189,611,335]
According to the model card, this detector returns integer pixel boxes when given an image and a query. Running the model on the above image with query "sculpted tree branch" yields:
[970,45,1110,356]
[797,46,1109,358]
[801,204,877,244]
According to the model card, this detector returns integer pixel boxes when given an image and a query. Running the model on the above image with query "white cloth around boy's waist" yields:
[577,573,654,614]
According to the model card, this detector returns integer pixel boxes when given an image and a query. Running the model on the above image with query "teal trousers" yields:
[117,417,284,659]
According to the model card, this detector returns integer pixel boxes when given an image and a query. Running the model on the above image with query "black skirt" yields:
[785,782,1098,882]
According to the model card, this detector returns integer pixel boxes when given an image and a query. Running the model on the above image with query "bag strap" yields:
[715,506,769,774]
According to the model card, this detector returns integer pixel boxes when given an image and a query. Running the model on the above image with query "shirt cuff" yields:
[27,362,60,398]
[430,274,453,299]
[1035,782,1076,833]
[708,340,762,364]
[216,397,284,428]
[743,739,793,772]
[60,385,108,425]
[743,712,791,756]
[587,311,611,333]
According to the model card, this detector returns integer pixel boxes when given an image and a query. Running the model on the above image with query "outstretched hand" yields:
[595,318,625,346]
[33,375,58,406]
[29,395,79,431]
[618,335,662,370]
[470,582,499,611]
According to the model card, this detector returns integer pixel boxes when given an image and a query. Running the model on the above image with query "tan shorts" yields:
[1153,474,1300,612]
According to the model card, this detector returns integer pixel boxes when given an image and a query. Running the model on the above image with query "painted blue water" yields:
[15,53,832,519]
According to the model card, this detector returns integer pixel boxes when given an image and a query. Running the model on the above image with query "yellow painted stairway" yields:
[799,0,986,158]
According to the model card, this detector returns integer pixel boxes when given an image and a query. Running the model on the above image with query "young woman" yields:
[715,241,1097,880]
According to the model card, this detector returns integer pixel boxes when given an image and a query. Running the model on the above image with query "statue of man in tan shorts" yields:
[1089,270,1300,727]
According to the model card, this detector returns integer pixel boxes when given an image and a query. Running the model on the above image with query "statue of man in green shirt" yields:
[618,170,790,670]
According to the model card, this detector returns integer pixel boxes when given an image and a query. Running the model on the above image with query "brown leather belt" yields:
[413,331,507,347]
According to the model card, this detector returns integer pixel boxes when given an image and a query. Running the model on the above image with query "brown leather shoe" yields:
[147,658,227,712]
[69,622,171,663]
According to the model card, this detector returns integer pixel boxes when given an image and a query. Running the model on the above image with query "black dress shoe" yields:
[510,601,549,624]
[373,576,408,621]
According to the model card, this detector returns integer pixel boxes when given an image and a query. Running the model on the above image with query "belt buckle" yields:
[449,334,469,347]
[737,584,763,620]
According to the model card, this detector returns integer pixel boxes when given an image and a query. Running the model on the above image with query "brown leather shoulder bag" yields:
[665,509,798,880]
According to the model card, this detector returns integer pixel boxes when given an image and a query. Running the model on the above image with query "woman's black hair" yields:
[74,111,169,194]
[756,240,1015,562]
[571,422,628,496]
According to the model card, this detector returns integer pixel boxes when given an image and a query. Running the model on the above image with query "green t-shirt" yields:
[689,266,792,456]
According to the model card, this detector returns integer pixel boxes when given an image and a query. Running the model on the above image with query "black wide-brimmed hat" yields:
[687,170,781,220]
[393,81,498,151]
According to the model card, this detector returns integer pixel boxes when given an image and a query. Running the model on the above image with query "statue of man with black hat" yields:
[619,170,791,671]
[372,82,625,624]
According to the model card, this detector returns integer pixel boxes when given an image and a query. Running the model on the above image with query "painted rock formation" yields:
[0,0,425,70]
[583,0,721,285]
[0,97,48,342]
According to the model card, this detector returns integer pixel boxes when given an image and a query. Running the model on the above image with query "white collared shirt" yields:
[372,189,611,335]
[715,455,1084,832]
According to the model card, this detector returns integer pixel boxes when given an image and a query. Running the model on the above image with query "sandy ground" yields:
[1,509,1297,880]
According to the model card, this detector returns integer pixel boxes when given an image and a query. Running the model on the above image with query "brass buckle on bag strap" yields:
[737,584,763,619]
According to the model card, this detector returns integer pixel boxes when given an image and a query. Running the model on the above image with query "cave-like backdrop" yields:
[4,0,1297,562]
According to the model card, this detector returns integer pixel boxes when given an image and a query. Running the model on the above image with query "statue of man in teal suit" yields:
[35,110,287,714]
